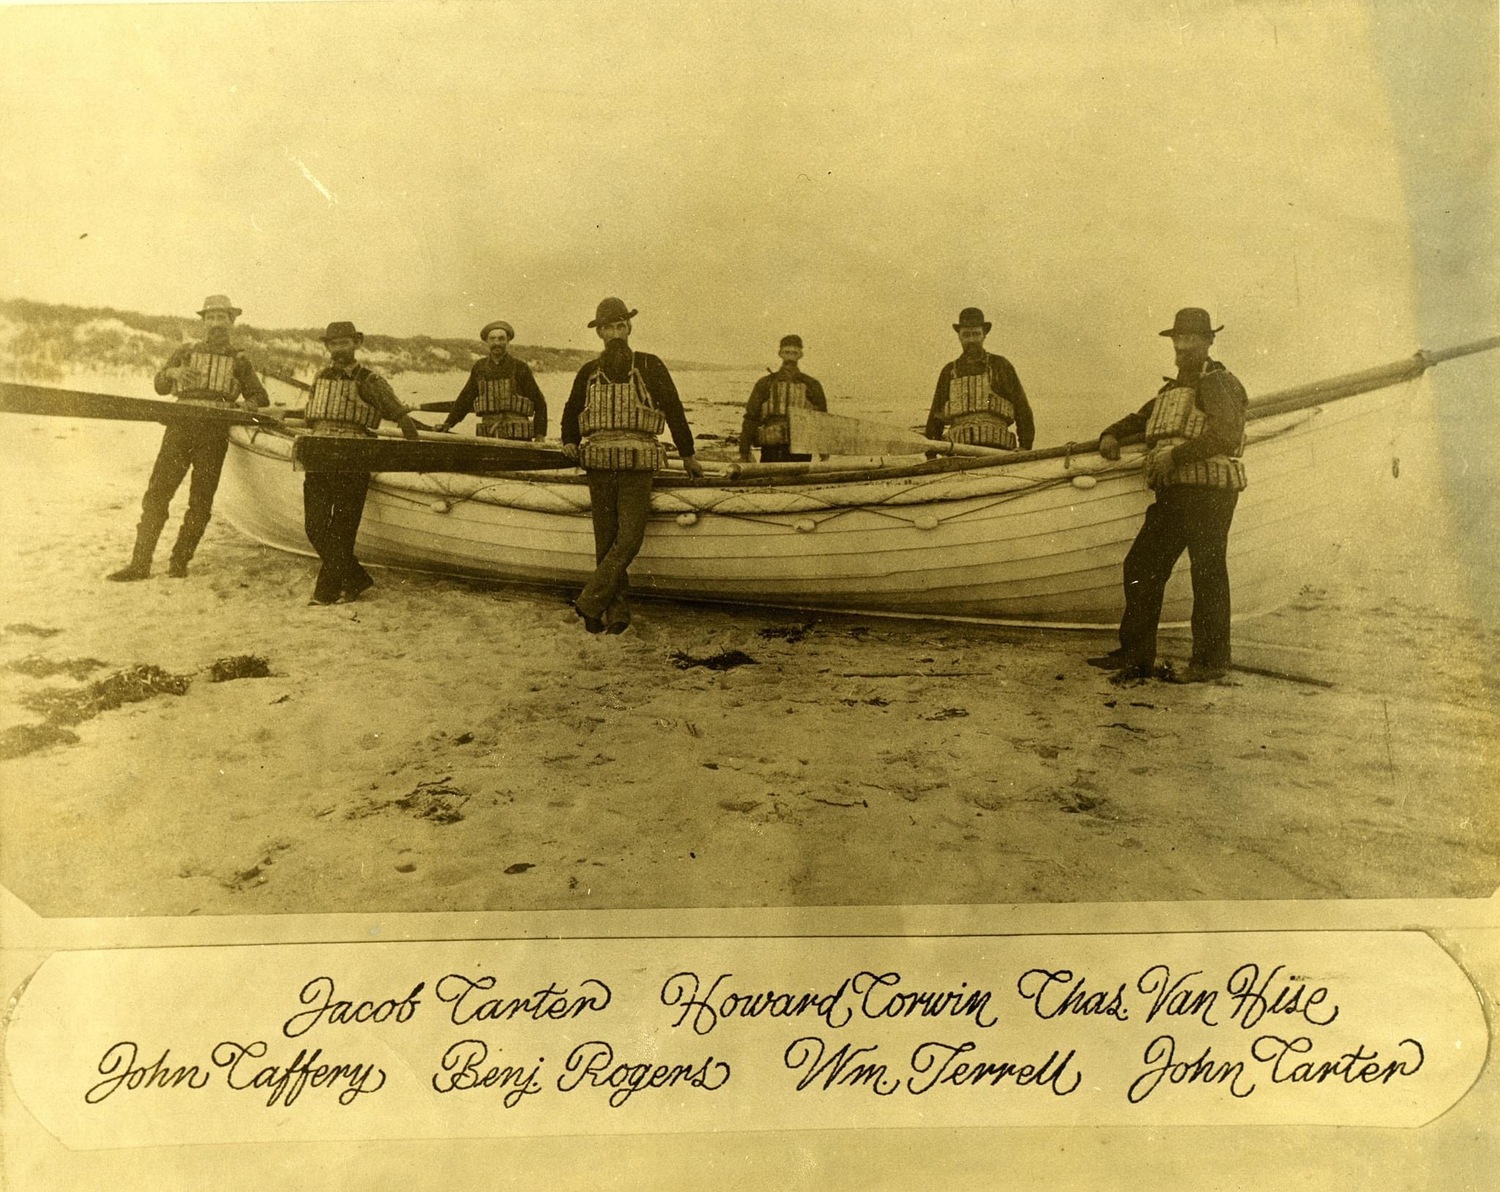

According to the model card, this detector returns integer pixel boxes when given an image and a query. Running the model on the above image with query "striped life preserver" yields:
[474,375,535,417]
[476,412,535,441]
[178,350,242,402]
[943,369,1015,422]
[943,363,1017,451]
[578,433,668,472]
[307,374,380,431]
[946,417,1019,450]
[1143,385,1246,491]
[1144,386,1209,445]
[580,364,666,436]
[578,357,667,471]
[755,379,807,447]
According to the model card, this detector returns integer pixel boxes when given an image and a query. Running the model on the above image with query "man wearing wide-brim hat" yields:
[439,319,549,440]
[559,297,704,633]
[925,307,1035,452]
[107,294,270,582]
[1087,307,1249,683]
[300,320,422,605]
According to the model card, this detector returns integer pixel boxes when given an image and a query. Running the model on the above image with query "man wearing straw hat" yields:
[107,294,269,582]
[1088,307,1249,683]
[439,319,549,440]
[925,307,1035,452]
[739,334,828,463]
[300,320,422,605]
[560,297,704,634]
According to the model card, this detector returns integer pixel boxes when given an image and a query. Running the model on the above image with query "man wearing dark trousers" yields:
[739,334,827,463]
[560,297,703,634]
[1088,308,1249,683]
[301,321,422,605]
[107,294,268,581]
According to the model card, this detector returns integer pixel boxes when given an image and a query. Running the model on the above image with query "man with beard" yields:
[738,334,828,463]
[439,319,549,440]
[1087,308,1249,683]
[924,307,1035,452]
[107,295,269,581]
[560,297,704,634]
[301,320,422,605]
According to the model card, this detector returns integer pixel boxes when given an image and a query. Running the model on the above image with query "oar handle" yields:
[1418,335,1500,367]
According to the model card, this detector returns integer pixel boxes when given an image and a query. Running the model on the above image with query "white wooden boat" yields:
[214,343,1493,627]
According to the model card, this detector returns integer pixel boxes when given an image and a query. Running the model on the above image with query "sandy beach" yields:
[0,369,1496,919]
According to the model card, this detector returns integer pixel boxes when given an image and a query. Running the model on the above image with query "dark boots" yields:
[106,512,167,582]
[167,519,208,579]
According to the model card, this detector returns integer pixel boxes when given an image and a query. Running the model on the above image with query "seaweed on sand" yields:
[208,655,271,682]
[20,663,191,727]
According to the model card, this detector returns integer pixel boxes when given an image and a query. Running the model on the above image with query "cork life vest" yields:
[306,369,381,434]
[473,367,536,441]
[943,357,1018,451]
[1143,378,1247,492]
[177,347,242,403]
[755,377,808,447]
[578,353,668,472]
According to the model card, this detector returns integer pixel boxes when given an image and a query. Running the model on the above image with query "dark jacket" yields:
[1100,360,1247,465]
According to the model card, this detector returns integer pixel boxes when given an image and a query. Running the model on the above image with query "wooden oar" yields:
[292,434,572,473]
[262,367,312,393]
[788,407,1013,458]
[0,380,284,428]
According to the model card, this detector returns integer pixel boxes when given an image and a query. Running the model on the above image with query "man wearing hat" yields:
[107,295,270,582]
[300,320,422,605]
[738,335,828,463]
[439,320,548,440]
[925,308,1035,452]
[1087,308,1249,683]
[560,297,704,633]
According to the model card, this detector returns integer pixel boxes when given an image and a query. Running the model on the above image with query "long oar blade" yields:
[0,380,275,426]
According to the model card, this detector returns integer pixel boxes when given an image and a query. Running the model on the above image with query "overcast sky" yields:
[1,0,1495,406]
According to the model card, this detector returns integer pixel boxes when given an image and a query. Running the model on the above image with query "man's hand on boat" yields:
[680,454,705,479]
[1097,433,1121,461]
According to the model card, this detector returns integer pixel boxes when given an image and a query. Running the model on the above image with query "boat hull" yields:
[217,384,1413,626]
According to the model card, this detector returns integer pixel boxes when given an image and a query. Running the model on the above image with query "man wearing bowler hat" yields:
[560,297,704,633]
[1088,307,1249,683]
[927,308,1034,452]
[300,320,422,605]
[739,334,828,463]
[107,295,270,582]
[439,319,549,440]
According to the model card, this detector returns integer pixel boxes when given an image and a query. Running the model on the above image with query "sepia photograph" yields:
[0,0,1495,1186]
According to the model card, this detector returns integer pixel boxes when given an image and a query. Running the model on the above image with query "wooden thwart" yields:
[292,434,572,473]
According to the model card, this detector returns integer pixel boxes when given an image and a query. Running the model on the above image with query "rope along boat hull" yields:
[217,380,1416,626]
